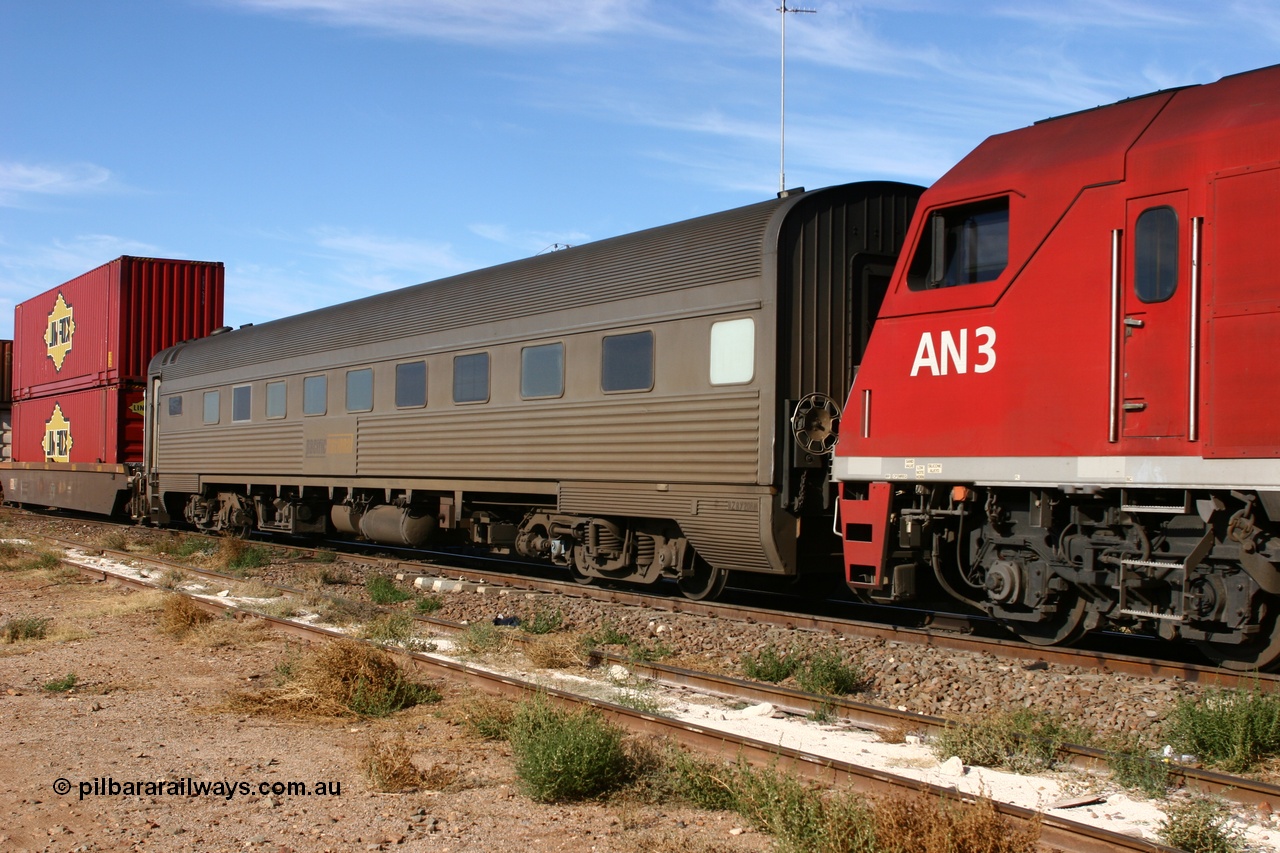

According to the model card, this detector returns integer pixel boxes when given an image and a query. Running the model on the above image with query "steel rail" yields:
[12,509,1272,689]
[39,534,1280,816]
[53,551,1179,853]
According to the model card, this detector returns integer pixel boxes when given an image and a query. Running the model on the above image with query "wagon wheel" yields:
[1006,592,1089,646]
[790,393,841,456]
[677,556,729,601]
[1197,607,1280,672]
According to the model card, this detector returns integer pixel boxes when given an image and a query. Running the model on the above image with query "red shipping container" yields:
[11,385,144,465]
[13,256,223,399]
[0,340,12,403]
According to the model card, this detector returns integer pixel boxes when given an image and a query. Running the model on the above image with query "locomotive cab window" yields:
[907,196,1009,290]
[395,361,426,408]
[168,396,182,416]
[709,318,754,385]
[303,375,327,416]
[1134,206,1179,303]
[266,380,287,419]
[453,352,490,403]
[203,390,220,425]
[602,331,653,392]
[232,385,252,422]
[521,343,564,399]
[346,368,373,413]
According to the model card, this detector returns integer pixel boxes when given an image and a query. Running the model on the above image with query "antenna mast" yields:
[779,2,816,194]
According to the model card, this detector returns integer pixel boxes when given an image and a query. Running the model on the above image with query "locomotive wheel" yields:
[1197,612,1280,672]
[677,558,729,601]
[1006,593,1088,646]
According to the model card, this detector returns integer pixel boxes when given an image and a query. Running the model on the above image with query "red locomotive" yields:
[834,64,1280,669]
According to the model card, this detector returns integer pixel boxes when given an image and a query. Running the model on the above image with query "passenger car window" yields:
[602,331,653,392]
[1134,206,1178,303]
[266,380,287,419]
[203,390,220,425]
[395,361,426,408]
[346,368,373,412]
[168,396,182,416]
[303,375,327,416]
[521,343,564,399]
[907,197,1009,290]
[232,385,252,422]
[709,318,754,385]
[453,353,489,403]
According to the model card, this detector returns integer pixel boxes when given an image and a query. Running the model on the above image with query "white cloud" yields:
[469,222,591,254]
[220,0,663,43]
[0,162,113,207]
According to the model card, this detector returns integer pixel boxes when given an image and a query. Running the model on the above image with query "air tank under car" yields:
[331,502,438,548]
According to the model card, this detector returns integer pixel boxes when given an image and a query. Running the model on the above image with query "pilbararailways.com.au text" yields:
[53,777,342,801]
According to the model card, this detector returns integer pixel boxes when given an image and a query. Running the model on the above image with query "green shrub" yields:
[359,613,416,646]
[415,595,444,614]
[1166,685,1280,773]
[1103,735,1170,797]
[1158,797,1245,853]
[2,615,51,643]
[43,673,78,692]
[930,709,1079,773]
[795,646,864,696]
[366,574,411,605]
[508,695,633,802]
[742,643,800,683]
[521,607,564,635]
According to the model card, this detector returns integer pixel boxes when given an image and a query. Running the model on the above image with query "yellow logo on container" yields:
[45,292,76,371]
[44,403,73,463]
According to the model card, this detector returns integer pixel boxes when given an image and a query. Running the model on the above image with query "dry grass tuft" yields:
[447,691,517,740]
[525,633,587,669]
[361,732,426,792]
[872,793,1039,853]
[157,595,214,638]
[228,638,439,719]
[184,618,270,649]
[68,589,168,619]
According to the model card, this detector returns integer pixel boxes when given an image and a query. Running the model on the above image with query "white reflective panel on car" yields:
[709,318,754,385]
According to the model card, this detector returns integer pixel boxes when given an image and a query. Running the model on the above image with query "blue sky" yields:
[1,1,1277,339]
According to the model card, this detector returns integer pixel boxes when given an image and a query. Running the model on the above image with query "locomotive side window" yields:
[168,396,182,416]
[602,331,653,392]
[907,197,1009,290]
[453,352,490,403]
[303,375,327,415]
[346,368,373,412]
[1134,206,1178,303]
[395,361,427,408]
[232,385,252,422]
[266,380,287,419]
[709,318,754,385]
[203,390,220,425]
[521,343,564,399]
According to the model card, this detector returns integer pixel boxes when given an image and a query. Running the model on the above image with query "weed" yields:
[252,598,299,619]
[157,595,214,638]
[581,621,634,648]
[525,633,584,669]
[157,567,188,590]
[96,530,130,552]
[871,792,1039,853]
[1158,796,1245,853]
[29,551,65,572]
[230,638,439,718]
[302,592,376,626]
[458,622,514,657]
[929,709,1079,773]
[236,580,280,599]
[185,618,270,649]
[43,673,78,692]
[166,537,212,558]
[452,692,517,740]
[366,574,411,604]
[795,646,864,696]
[361,732,425,792]
[509,694,633,802]
[2,615,51,643]
[312,549,338,564]
[217,538,272,574]
[1166,684,1280,773]
[359,613,417,647]
[521,607,564,635]
[1103,734,1170,797]
[415,595,443,614]
[741,643,800,683]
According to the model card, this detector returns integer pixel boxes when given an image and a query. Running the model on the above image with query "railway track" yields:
[44,541,1190,853]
